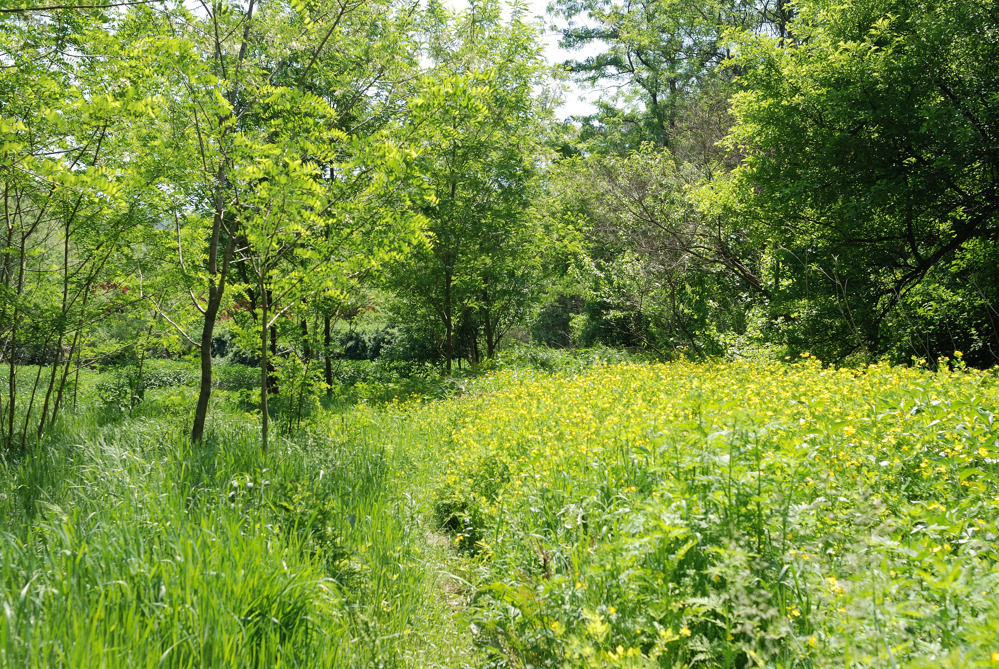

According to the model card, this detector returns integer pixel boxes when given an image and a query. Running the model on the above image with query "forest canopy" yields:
[2,0,997,451]
[2,2,999,667]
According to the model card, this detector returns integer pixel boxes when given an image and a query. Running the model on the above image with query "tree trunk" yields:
[481,277,496,358]
[192,190,236,444]
[268,303,278,395]
[444,272,453,374]
[301,317,311,360]
[260,270,269,455]
[4,232,26,452]
[191,0,255,444]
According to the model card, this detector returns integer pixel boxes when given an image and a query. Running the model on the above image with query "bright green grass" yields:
[0,378,482,668]
[3,356,998,668]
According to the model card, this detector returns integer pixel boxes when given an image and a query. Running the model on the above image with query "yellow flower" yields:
[679,627,691,637]
[608,606,616,615]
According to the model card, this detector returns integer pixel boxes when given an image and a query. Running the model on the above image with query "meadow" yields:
[1,353,998,667]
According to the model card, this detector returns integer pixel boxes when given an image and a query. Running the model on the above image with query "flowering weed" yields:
[423,358,999,667]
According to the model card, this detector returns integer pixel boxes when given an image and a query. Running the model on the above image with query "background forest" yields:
[1,0,998,666]
[2,0,997,450]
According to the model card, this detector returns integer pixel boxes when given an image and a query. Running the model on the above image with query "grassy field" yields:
[0,363,483,668]
[1,354,997,667]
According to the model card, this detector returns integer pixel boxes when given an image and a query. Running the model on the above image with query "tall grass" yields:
[0,375,469,668]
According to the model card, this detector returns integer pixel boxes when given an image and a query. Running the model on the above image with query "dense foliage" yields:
[424,357,999,666]
[3,0,997,454]
[2,0,999,664]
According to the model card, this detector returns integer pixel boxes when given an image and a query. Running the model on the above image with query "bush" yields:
[213,363,259,391]
[531,295,583,349]
[140,360,198,389]
[495,344,635,374]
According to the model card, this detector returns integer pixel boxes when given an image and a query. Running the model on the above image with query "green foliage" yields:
[213,363,260,392]
[422,358,999,666]
[0,379,469,667]
[542,148,762,359]
[530,295,582,349]
[5,0,999,659]
[720,0,999,364]
[385,0,563,371]
[93,367,145,415]
[550,0,760,151]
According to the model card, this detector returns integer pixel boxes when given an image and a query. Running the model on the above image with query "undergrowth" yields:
[0,384,464,667]
[3,353,997,667]
[415,355,999,667]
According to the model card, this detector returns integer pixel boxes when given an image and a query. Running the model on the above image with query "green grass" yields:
[2,354,998,667]
[0,372,482,668]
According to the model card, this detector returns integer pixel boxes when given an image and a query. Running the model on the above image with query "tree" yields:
[387,0,557,371]
[543,146,763,357]
[145,0,425,443]
[549,0,761,150]
[721,0,999,363]
[0,5,162,452]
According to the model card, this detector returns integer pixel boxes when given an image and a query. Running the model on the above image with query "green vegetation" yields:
[3,0,998,664]
[424,357,999,667]
[2,356,997,666]
[0,364,483,667]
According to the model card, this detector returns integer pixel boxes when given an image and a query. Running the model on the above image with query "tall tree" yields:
[550,0,760,150]
[388,0,556,372]
[147,0,424,443]
[545,147,764,357]
[719,0,999,363]
[0,5,162,451]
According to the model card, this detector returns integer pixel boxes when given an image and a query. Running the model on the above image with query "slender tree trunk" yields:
[37,345,62,441]
[192,185,236,443]
[51,288,90,422]
[20,330,53,449]
[301,317,311,360]
[259,269,269,455]
[294,353,311,433]
[481,277,496,359]
[444,273,453,374]
[0,185,15,375]
[5,232,27,452]
[72,334,84,413]
[268,308,278,395]
[52,325,81,422]
[191,0,255,443]
[5,332,17,451]
[36,216,72,440]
